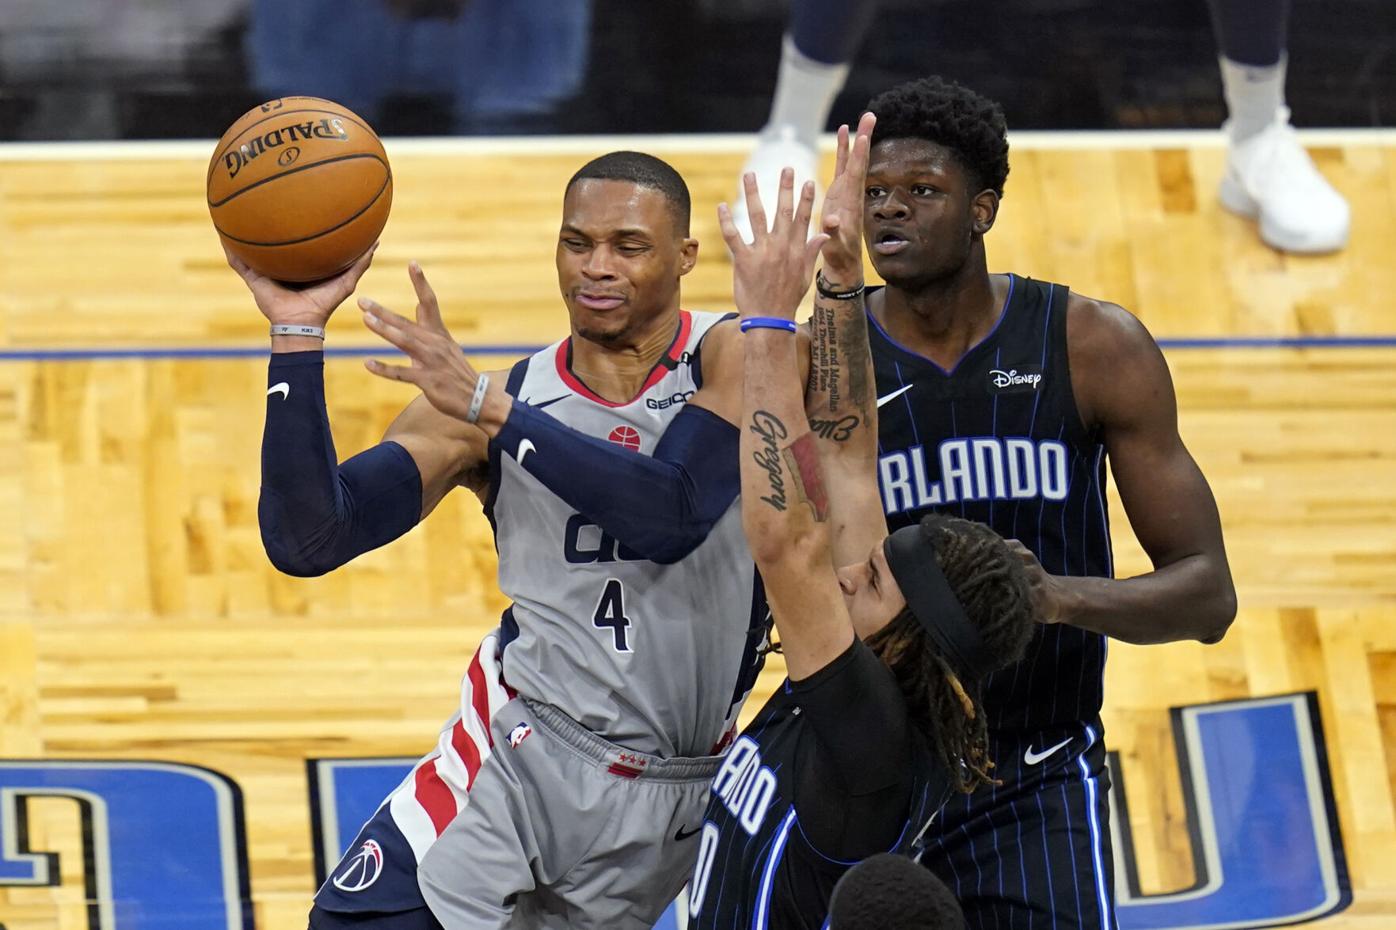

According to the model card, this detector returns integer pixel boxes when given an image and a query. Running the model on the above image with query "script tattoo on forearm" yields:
[809,415,860,442]
[810,300,843,414]
[749,410,788,511]
[839,307,871,409]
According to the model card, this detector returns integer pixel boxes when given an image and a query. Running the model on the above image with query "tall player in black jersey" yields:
[687,114,1036,929]
[861,76,1238,929]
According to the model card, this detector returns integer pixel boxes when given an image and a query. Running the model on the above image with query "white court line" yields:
[2,127,1395,162]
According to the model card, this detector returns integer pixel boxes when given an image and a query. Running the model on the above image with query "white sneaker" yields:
[733,125,820,243]
[1218,107,1350,254]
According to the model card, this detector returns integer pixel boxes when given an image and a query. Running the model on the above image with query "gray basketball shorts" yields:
[314,632,723,930]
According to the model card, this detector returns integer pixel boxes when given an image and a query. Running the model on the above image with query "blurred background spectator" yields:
[0,0,1391,141]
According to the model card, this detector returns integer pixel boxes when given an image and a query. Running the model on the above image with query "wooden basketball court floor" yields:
[1,131,1394,928]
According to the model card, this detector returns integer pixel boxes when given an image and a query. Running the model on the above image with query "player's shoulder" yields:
[1063,292,1173,427]
[691,311,741,379]
[1064,290,1162,364]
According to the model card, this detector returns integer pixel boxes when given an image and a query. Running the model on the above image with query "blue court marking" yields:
[1113,693,1349,929]
[0,759,253,930]
[1,334,1395,362]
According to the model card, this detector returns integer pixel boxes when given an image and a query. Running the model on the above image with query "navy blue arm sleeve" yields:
[491,400,739,564]
[259,351,423,577]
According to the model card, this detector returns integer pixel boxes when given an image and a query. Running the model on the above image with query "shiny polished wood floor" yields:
[1,137,1394,928]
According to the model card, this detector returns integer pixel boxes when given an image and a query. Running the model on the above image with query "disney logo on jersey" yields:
[646,390,694,410]
[880,437,1070,515]
[988,367,1043,393]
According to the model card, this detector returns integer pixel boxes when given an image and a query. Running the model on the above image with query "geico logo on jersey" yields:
[646,390,694,410]
[709,736,779,835]
[563,514,644,564]
[879,437,1069,514]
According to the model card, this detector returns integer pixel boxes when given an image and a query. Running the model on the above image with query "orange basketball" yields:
[207,97,392,283]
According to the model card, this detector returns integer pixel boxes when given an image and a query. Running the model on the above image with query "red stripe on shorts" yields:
[607,762,644,779]
[414,758,456,836]
[467,650,494,747]
[450,719,482,788]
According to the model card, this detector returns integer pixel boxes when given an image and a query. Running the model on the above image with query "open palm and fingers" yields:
[225,243,377,328]
[360,262,507,429]
[718,168,827,320]
[819,112,877,283]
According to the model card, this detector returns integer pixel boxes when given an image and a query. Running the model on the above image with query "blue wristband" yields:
[740,317,798,334]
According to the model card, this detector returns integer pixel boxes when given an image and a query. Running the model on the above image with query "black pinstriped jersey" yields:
[870,275,1113,730]
[687,642,951,929]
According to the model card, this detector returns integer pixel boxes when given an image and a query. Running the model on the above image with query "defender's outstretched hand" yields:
[360,262,508,428]
[820,112,877,283]
[226,243,377,329]
[718,168,826,320]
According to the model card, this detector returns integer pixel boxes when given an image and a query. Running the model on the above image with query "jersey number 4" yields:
[592,578,632,652]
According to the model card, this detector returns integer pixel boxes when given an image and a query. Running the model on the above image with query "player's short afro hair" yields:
[828,853,964,929]
[866,76,1010,198]
[566,151,692,235]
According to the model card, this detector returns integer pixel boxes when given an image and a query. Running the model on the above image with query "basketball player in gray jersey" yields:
[231,153,800,927]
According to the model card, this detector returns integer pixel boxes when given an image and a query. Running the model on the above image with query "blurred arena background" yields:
[1,1,1394,928]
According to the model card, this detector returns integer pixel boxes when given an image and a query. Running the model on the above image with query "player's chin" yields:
[573,314,632,347]
[868,249,923,282]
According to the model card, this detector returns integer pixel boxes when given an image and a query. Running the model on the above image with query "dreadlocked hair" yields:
[864,514,1035,793]
[866,75,1010,199]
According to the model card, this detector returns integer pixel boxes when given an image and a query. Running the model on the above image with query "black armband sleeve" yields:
[490,401,739,564]
[259,351,422,577]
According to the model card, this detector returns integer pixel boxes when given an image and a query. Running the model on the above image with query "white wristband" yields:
[466,372,491,424]
[270,324,326,339]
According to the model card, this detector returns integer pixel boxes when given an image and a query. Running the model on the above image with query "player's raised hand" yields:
[226,243,377,328]
[820,112,876,283]
[718,168,827,320]
[360,262,502,426]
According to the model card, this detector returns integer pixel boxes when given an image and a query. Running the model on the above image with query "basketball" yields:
[207,96,392,283]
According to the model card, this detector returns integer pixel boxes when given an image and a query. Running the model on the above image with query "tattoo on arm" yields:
[809,415,860,442]
[839,308,871,409]
[810,302,843,413]
[810,296,872,416]
[749,410,788,511]
[783,433,830,521]
[749,412,829,521]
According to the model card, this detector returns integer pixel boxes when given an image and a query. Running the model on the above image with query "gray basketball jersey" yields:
[486,310,763,759]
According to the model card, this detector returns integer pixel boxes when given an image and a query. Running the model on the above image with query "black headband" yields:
[883,525,997,683]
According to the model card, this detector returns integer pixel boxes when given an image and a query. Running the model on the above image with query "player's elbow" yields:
[1194,583,1239,642]
[261,534,337,577]
[258,497,343,577]
[1196,573,1238,645]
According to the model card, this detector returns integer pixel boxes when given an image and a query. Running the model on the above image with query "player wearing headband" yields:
[687,113,1036,929]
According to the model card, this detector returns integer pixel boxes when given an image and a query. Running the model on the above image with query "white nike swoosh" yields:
[876,384,913,408]
[515,439,535,465]
[1023,737,1072,766]
[267,382,290,400]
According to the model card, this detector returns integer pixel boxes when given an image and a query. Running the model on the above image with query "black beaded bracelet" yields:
[816,272,865,300]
